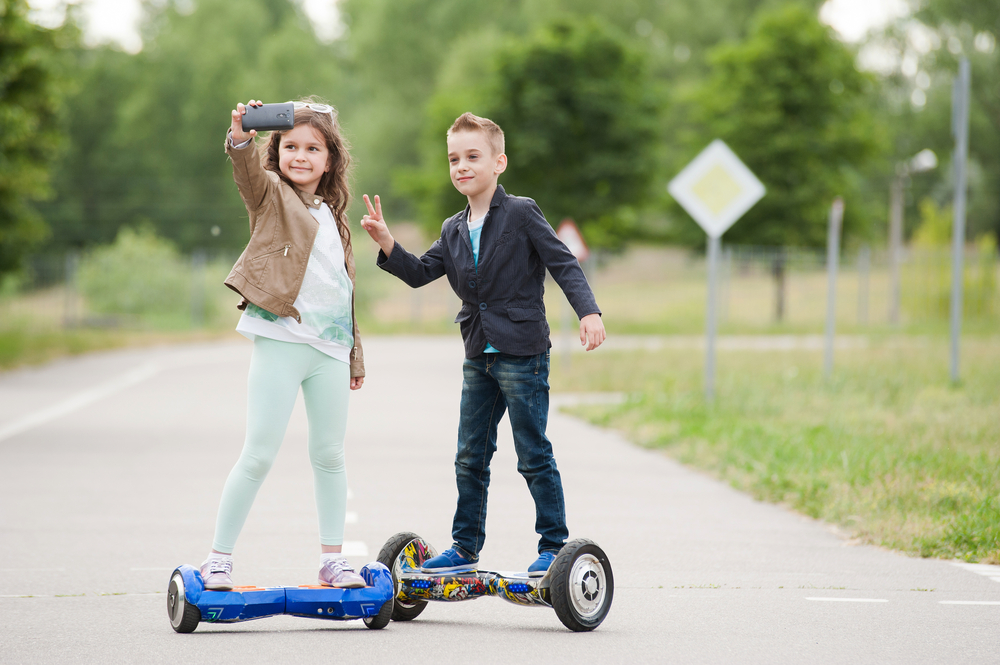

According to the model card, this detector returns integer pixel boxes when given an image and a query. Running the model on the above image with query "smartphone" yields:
[240,102,294,132]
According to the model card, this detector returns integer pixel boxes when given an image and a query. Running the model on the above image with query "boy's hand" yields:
[360,194,395,257]
[580,313,606,351]
[230,100,261,145]
[351,377,364,391]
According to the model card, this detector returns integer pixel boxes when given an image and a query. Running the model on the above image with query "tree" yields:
[492,19,662,248]
[400,18,662,249]
[855,1,999,245]
[337,0,529,222]
[911,0,999,241]
[0,0,68,275]
[339,0,812,230]
[686,4,883,248]
[680,5,884,320]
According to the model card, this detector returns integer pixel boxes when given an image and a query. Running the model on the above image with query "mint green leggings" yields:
[212,337,351,552]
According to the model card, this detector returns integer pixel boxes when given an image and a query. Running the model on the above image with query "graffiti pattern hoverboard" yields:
[376,532,614,632]
[166,561,394,633]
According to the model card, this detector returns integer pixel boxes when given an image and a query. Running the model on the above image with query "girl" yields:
[201,99,366,590]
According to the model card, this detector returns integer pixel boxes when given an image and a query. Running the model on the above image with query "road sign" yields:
[667,140,765,239]
[667,140,765,402]
[557,219,590,262]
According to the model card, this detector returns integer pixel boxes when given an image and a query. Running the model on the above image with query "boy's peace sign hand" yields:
[231,100,262,145]
[360,194,395,257]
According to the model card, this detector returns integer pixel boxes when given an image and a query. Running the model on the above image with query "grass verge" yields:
[0,325,237,372]
[551,337,1000,563]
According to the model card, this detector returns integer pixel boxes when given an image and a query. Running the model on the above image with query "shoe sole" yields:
[204,582,234,591]
[419,565,478,574]
[527,569,548,578]
[319,580,367,589]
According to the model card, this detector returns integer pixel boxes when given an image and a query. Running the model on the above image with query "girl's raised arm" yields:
[227,99,271,216]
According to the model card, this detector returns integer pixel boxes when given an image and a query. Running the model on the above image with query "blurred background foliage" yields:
[76,226,189,318]
[0,0,997,272]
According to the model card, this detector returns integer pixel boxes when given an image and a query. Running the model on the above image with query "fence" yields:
[0,248,241,330]
[1,241,997,334]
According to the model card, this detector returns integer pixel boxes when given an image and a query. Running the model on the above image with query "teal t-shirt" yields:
[468,214,499,354]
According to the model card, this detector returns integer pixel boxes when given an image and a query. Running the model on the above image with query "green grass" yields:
[551,338,1000,563]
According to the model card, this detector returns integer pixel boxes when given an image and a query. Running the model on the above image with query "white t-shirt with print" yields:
[236,201,354,364]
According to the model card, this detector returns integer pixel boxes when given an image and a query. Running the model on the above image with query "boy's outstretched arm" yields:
[580,313,606,351]
[360,194,395,257]
[364,193,448,289]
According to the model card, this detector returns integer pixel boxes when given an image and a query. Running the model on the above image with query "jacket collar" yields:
[296,189,324,210]
[490,184,506,209]
[460,184,507,222]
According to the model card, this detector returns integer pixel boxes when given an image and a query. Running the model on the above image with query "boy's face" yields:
[278,124,330,195]
[447,130,506,201]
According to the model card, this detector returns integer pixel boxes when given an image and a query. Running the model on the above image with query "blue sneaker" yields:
[527,551,557,577]
[420,548,477,574]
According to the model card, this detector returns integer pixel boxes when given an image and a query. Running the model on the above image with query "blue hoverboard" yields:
[166,561,394,633]
[376,532,614,632]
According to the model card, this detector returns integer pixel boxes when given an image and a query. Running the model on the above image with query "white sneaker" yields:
[200,557,234,591]
[318,557,366,588]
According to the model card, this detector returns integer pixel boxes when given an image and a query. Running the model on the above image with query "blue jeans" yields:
[451,351,568,559]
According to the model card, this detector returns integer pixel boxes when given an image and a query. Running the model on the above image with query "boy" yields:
[360,112,605,575]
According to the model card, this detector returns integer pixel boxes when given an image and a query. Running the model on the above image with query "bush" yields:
[77,227,190,319]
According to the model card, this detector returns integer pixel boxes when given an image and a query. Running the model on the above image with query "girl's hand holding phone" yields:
[231,100,263,144]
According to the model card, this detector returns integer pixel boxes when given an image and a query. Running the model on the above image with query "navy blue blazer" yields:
[377,185,601,358]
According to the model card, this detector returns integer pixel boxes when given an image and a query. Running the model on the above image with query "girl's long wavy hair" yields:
[260,99,354,275]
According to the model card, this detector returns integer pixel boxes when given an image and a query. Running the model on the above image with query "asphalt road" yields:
[1,336,998,664]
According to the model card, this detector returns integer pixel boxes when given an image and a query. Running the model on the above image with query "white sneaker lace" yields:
[208,558,233,576]
[324,558,354,576]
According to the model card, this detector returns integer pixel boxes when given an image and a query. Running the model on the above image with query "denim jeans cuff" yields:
[453,544,479,563]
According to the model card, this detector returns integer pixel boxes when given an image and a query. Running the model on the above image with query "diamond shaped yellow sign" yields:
[668,140,765,238]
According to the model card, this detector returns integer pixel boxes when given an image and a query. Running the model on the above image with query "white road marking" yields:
[952,562,1000,581]
[806,597,888,603]
[940,601,1000,605]
[0,362,162,443]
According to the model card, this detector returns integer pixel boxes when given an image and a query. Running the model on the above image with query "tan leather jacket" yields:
[223,136,365,378]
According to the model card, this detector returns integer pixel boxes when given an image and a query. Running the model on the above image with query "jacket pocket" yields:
[252,244,290,261]
[494,230,516,246]
[506,307,544,322]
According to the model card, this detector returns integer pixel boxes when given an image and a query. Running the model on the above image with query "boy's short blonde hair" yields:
[447,112,505,158]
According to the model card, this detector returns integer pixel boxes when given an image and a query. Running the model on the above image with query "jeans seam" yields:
[473,387,503,554]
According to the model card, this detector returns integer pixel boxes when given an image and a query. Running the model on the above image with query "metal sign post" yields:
[888,149,937,324]
[705,234,721,399]
[824,198,844,379]
[668,140,765,401]
[950,58,970,384]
